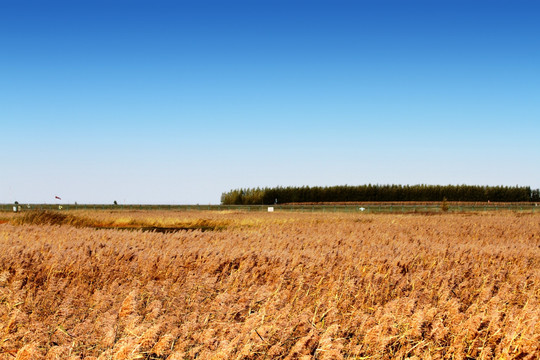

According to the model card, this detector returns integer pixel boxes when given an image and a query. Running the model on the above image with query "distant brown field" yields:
[0,210,539,359]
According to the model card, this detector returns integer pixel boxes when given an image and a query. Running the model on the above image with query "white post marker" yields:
[359,207,365,212]
[268,207,274,212]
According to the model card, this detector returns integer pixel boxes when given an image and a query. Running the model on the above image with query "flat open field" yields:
[0,210,539,359]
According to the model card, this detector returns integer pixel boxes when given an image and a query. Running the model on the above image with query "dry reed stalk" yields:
[14,343,43,360]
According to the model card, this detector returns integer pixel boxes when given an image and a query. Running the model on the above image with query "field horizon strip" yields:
[1,202,539,215]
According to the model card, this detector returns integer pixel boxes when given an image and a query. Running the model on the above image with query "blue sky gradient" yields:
[1,0,539,204]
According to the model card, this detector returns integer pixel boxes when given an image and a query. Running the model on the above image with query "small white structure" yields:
[268,207,274,212]
[359,207,366,212]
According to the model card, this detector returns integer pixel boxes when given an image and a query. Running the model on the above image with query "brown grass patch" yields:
[10,210,92,227]
[8,210,229,232]
[0,211,539,358]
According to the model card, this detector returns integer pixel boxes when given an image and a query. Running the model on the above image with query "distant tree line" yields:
[221,185,540,205]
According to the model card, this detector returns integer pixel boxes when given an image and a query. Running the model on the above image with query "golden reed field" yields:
[0,210,539,359]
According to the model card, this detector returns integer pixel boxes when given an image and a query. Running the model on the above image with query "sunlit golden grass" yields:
[9,210,236,231]
[0,210,539,359]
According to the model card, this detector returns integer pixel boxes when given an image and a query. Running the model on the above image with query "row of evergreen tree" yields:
[221,184,540,205]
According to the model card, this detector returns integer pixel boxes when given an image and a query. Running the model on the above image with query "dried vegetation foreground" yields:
[0,210,539,359]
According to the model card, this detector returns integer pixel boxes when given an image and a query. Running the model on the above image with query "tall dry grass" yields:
[9,210,236,231]
[0,211,539,359]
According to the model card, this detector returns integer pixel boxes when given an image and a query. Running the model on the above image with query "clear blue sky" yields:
[1,0,539,204]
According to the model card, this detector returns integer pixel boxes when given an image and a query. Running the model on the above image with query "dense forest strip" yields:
[221,184,540,205]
